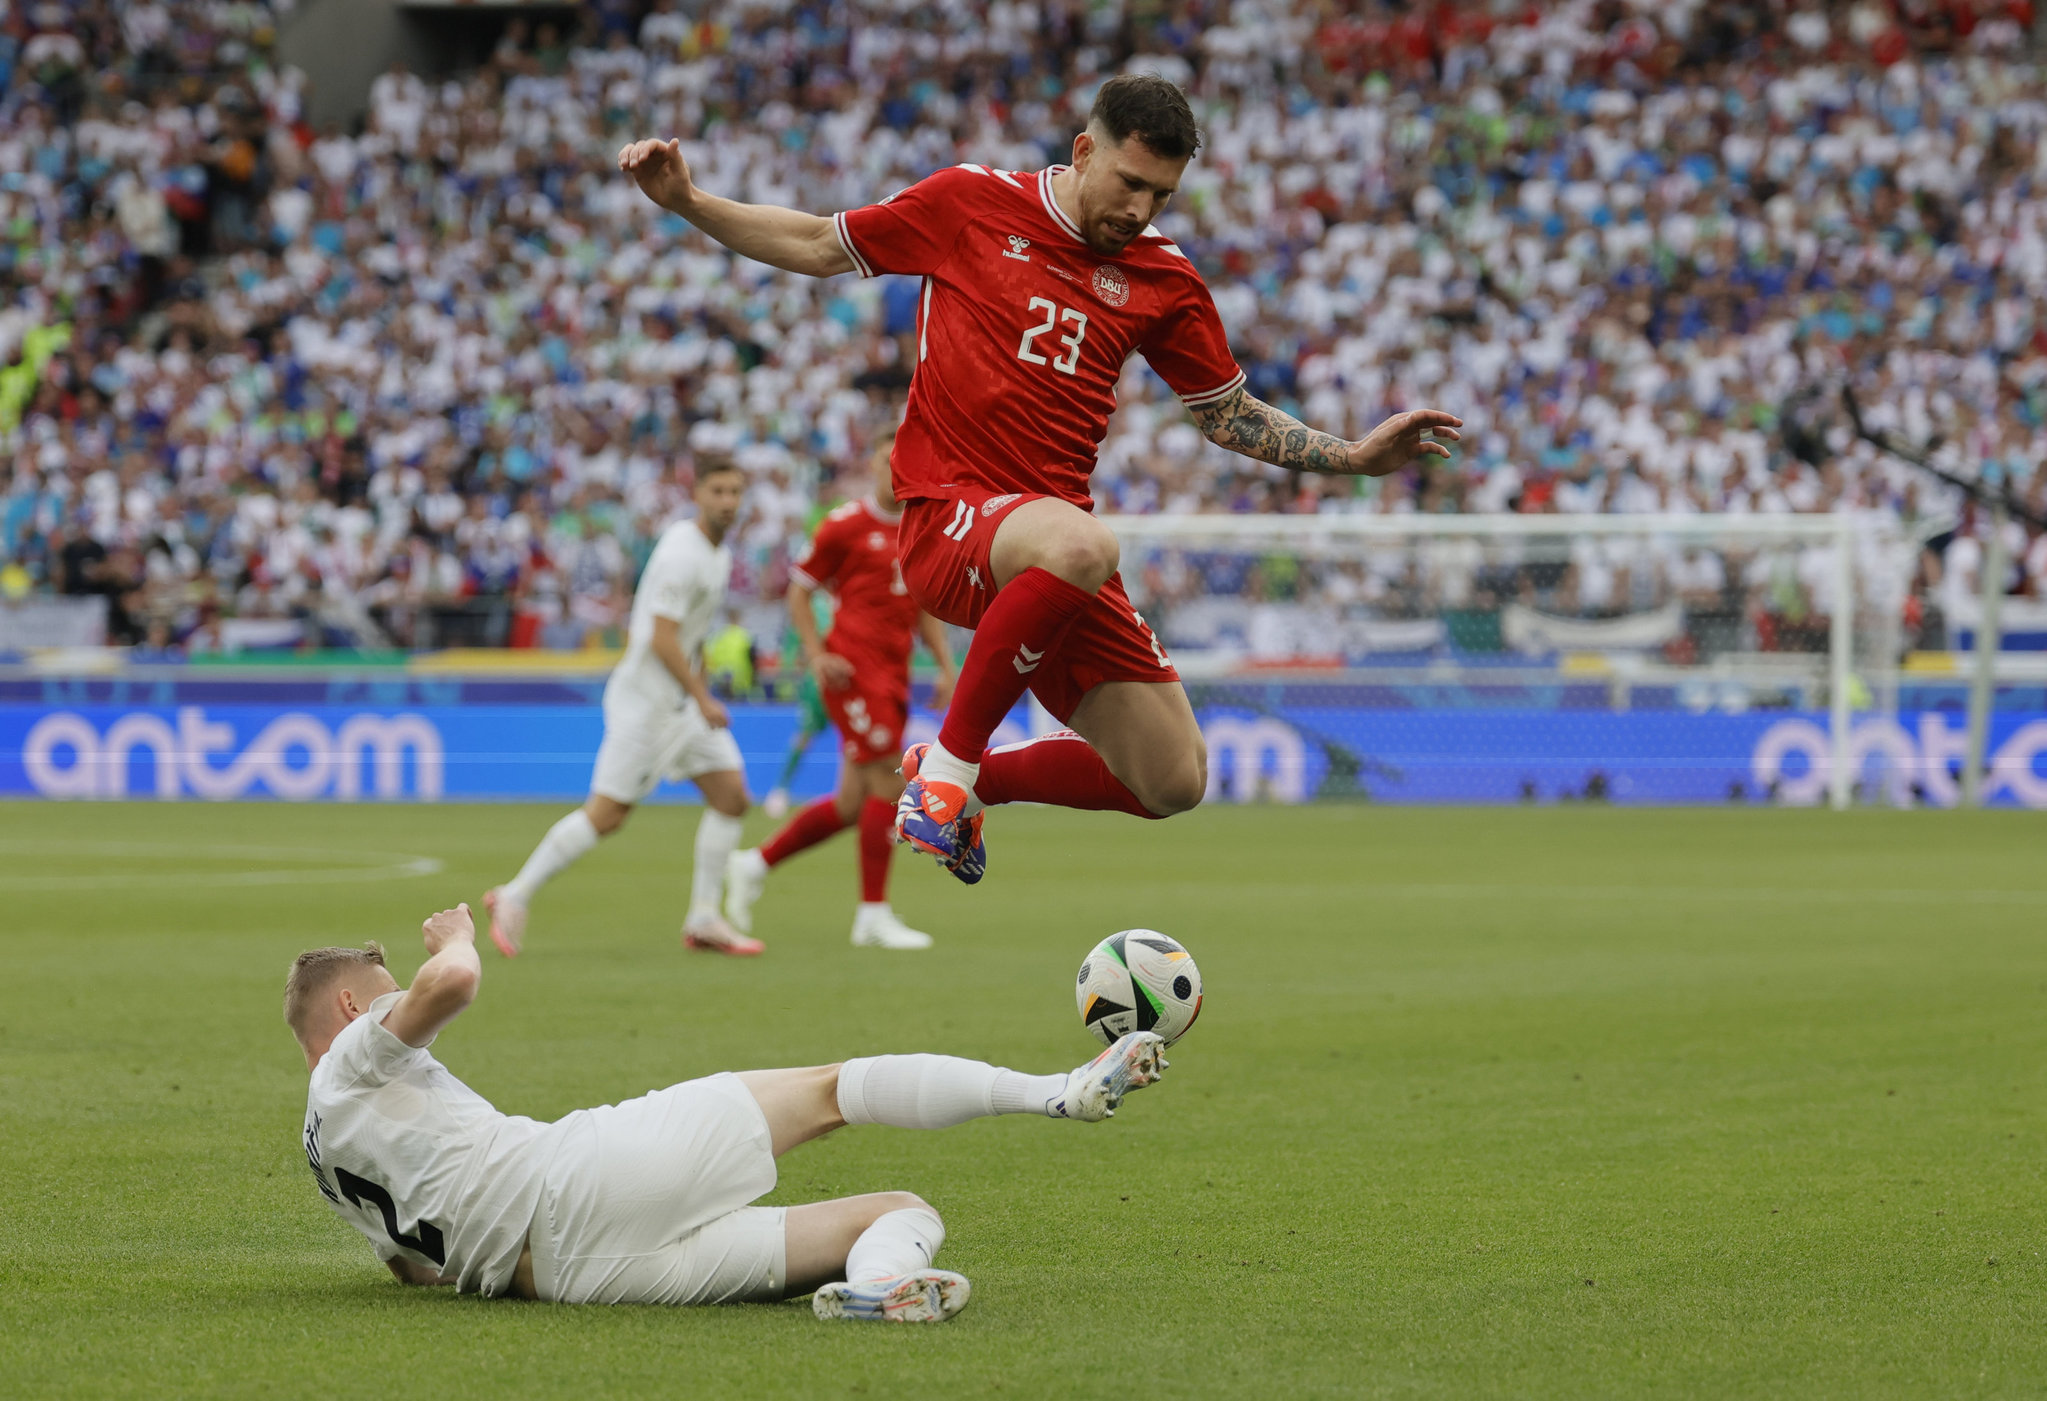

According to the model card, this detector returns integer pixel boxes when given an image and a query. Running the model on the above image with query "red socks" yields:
[938,567,1094,762]
[976,730,1160,819]
[761,796,848,866]
[760,795,896,901]
[858,798,894,902]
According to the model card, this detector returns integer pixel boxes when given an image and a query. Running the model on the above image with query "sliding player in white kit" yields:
[287,903,1169,1319]
[487,456,761,958]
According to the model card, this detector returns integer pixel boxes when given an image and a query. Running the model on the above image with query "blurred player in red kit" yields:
[722,439,959,948]
[619,74,1459,886]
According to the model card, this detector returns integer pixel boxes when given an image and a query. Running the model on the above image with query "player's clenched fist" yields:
[1346,409,1464,478]
[811,652,856,691]
[617,137,694,212]
[422,903,476,954]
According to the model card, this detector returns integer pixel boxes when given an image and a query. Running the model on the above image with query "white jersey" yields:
[303,991,560,1295]
[605,517,732,715]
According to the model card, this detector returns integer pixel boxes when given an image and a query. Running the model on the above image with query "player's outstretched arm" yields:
[382,903,482,1049]
[1189,385,1462,478]
[617,137,854,279]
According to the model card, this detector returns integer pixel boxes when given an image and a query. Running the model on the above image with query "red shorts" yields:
[820,667,910,763]
[898,486,1179,723]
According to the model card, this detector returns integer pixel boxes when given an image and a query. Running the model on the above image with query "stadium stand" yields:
[0,0,2043,662]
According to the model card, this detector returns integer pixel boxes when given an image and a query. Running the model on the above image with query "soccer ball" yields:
[1075,930,1203,1047]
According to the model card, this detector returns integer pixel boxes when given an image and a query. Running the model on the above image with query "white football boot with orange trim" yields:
[483,887,527,958]
[812,1270,971,1323]
[1047,1031,1169,1122]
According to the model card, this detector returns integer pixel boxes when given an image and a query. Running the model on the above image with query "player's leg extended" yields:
[684,768,761,955]
[907,498,1117,825]
[735,1037,1169,1319]
[486,794,633,958]
[980,681,1206,817]
[725,756,860,934]
[733,1035,1169,1151]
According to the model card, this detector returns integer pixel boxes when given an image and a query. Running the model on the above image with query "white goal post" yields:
[1105,511,1882,811]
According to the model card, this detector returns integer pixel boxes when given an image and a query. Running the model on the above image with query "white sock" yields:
[688,809,745,923]
[846,1206,945,1283]
[503,809,600,905]
[921,740,984,817]
[836,1054,1069,1128]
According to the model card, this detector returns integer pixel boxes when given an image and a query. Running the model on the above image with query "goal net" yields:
[1102,511,1946,810]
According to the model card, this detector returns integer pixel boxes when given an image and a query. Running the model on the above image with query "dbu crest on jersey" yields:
[1092,265,1130,307]
[982,492,1022,516]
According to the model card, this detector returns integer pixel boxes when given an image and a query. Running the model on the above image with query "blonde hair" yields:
[283,943,388,1039]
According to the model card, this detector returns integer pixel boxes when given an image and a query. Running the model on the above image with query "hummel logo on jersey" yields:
[1003,236,1032,262]
[1013,643,1045,675]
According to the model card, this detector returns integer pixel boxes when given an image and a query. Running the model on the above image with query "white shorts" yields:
[590,701,745,804]
[530,1072,785,1306]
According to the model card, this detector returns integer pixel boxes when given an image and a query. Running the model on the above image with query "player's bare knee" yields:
[584,799,629,835]
[877,1190,934,1219]
[1038,521,1119,591]
[1140,760,1206,816]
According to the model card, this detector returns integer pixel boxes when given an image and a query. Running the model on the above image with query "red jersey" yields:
[790,498,918,674]
[833,164,1244,510]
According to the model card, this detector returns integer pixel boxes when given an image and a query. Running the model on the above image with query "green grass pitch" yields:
[3,799,2045,1398]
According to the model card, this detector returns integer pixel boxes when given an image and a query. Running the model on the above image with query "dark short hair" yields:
[693,452,743,482]
[1090,73,1201,161]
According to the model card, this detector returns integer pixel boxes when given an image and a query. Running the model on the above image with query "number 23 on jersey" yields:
[1016,296,1088,375]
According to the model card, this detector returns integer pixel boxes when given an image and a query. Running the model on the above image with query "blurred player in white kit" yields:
[286,903,1169,1320]
[487,455,760,957]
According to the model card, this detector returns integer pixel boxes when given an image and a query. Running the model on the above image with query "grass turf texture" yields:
[2,801,2045,1398]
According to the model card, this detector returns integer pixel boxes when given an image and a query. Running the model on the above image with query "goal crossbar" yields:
[1104,511,1866,811]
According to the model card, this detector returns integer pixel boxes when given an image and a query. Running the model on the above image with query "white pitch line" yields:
[0,839,444,890]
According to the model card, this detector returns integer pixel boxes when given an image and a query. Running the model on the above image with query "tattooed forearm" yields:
[1188,387,1354,474]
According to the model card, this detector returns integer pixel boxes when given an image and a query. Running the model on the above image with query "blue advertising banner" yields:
[1,702,2043,808]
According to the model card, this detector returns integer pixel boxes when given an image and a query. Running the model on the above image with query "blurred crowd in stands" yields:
[0,0,2045,663]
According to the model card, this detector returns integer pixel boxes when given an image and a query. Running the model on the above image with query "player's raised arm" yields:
[618,137,854,279]
[381,904,483,1048]
[1188,385,1464,479]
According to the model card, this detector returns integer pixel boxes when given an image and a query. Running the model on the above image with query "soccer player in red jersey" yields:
[618,74,1460,884]
[722,443,959,947]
